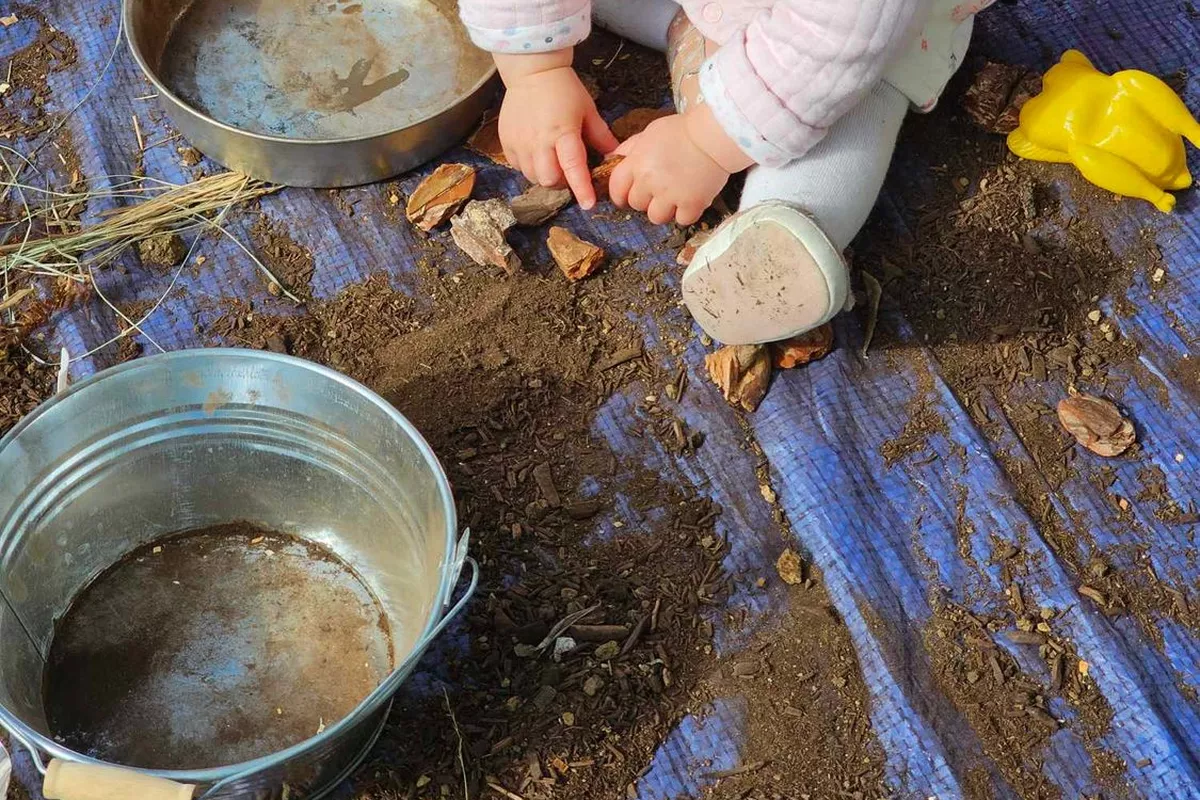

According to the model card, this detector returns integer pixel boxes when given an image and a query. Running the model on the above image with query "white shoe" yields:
[682,202,850,345]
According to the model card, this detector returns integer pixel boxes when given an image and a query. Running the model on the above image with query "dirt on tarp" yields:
[197,97,889,793]
[855,58,1190,798]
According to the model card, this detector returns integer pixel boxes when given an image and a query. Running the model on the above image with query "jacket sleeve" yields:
[698,0,931,167]
[459,0,592,54]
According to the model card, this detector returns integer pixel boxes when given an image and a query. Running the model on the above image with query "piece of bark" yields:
[467,113,508,165]
[1057,392,1136,457]
[705,344,772,412]
[450,199,521,274]
[548,226,605,281]
[612,107,672,141]
[405,163,476,231]
[511,185,573,226]
[771,324,834,369]
[676,230,712,266]
[776,549,803,586]
[963,62,1042,134]
[591,155,624,200]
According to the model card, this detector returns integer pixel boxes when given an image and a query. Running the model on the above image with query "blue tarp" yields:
[5,0,1200,797]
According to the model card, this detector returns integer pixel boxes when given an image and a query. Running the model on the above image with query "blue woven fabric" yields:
[5,1,1199,797]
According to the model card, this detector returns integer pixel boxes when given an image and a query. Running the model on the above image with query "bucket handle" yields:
[42,759,195,800]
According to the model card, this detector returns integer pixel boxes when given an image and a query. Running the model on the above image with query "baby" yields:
[458,0,996,344]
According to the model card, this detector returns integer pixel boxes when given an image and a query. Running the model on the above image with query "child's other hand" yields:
[608,114,731,226]
[496,52,618,210]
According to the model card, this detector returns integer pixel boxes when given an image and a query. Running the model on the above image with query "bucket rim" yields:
[0,348,460,785]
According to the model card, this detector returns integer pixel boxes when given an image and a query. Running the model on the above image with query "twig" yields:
[486,783,526,800]
[443,688,470,800]
[603,39,625,71]
[131,114,145,154]
[702,761,769,780]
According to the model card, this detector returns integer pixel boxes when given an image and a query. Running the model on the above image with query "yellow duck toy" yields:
[1008,50,1200,212]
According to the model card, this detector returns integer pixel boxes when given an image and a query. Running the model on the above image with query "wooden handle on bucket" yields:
[44,759,195,800]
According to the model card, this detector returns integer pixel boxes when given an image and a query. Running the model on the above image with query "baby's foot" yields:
[682,202,850,345]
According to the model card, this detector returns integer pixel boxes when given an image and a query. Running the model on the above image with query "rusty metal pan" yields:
[124,0,498,187]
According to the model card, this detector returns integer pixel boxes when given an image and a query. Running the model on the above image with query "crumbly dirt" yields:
[250,213,317,298]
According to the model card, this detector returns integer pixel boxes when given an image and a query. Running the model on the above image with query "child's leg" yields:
[739,81,910,250]
[680,75,909,344]
[591,0,678,52]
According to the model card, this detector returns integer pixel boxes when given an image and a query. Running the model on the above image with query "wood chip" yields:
[611,107,672,141]
[466,113,507,165]
[963,62,1041,134]
[548,226,605,281]
[405,163,476,231]
[771,324,834,369]
[0,287,33,314]
[860,272,882,358]
[775,549,803,585]
[0,15,18,27]
[591,155,624,200]
[450,199,520,274]
[705,344,772,412]
[511,185,573,226]
[676,230,712,266]
[1057,392,1136,457]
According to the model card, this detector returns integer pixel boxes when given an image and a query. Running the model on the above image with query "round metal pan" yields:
[124,0,498,187]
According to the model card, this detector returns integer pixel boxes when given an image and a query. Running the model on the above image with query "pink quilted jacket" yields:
[459,0,995,167]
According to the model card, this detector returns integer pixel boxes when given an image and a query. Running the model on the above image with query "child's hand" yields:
[608,114,731,226]
[496,51,618,210]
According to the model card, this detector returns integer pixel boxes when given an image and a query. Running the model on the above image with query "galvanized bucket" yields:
[0,350,477,799]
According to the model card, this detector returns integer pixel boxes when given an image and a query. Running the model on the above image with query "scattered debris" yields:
[676,230,712,266]
[1057,392,1136,457]
[963,62,1042,134]
[772,324,834,369]
[611,107,672,141]
[450,199,521,274]
[511,185,573,226]
[548,226,606,281]
[591,155,624,200]
[776,549,803,585]
[705,345,772,412]
[0,14,18,27]
[405,163,476,231]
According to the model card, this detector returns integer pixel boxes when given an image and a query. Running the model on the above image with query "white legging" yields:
[592,0,910,249]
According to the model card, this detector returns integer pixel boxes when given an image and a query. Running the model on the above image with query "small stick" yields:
[487,783,527,800]
[444,688,470,800]
[132,114,145,153]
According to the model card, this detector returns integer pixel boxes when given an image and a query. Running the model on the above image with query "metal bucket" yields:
[123,0,498,187]
[0,350,477,799]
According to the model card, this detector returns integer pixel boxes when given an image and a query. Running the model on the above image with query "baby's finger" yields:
[556,135,596,209]
[533,147,565,189]
[647,198,677,226]
[583,107,619,154]
[627,182,652,213]
[609,160,638,208]
[608,161,634,208]
[676,201,705,227]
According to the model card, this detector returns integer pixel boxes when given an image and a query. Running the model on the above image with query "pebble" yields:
[1152,267,1166,283]
[1087,309,1102,323]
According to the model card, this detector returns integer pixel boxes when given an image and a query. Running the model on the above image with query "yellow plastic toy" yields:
[1008,50,1200,213]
